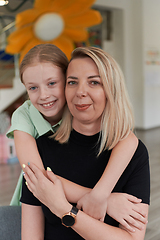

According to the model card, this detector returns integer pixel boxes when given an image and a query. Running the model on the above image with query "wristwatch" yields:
[61,206,79,227]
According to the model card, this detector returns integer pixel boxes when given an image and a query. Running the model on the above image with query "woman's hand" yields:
[23,163,71,218]
[107,193,148,232]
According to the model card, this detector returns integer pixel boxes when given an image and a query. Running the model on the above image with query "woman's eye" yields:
[67,81,77,85]
[90,81,100,85]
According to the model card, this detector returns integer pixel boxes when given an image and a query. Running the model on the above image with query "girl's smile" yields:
[40,100,57,109]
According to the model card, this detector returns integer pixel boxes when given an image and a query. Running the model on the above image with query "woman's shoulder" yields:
[130,139,149,170]
[135,139,149,159]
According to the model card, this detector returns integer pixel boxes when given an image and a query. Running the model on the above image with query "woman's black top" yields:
[21,129,150,240]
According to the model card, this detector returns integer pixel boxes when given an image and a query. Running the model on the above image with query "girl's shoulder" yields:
[14,100,32,114]
[11,100,33,123]
[6,100,36,139]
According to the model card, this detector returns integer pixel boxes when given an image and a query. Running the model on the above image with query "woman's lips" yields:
[75,104,91,111]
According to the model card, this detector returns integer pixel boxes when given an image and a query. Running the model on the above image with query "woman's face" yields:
[23,62,66,125]
[66,57,106,133]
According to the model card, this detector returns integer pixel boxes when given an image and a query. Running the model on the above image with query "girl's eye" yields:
[29,86,37,91]
[49,82,56,86]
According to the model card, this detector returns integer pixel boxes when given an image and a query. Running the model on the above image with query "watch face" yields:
[62,214,75,227]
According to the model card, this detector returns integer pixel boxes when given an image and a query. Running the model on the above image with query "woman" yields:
[22,46,150,240]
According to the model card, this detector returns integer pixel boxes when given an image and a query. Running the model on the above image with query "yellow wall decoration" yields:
[5,0,102,62]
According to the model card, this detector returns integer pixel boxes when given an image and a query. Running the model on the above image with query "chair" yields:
[0,206,21,240]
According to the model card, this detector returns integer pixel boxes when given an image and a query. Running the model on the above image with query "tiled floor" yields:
[0,128,160,239]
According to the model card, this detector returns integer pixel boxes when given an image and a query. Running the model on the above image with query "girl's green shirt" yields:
[7,100,61,206]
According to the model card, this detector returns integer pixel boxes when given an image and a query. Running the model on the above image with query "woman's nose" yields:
[76,82,87,98]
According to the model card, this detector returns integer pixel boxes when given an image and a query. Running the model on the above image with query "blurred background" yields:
[0,1,160,239]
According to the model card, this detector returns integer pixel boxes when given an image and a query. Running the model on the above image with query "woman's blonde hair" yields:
[19,43,69,83]
[54,46,134,155]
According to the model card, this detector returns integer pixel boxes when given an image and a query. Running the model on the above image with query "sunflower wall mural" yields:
[5,0,102,62]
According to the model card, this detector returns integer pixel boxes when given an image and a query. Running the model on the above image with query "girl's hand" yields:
[107,193,148,232]
[76,189,107,221]
[23,163,71,218]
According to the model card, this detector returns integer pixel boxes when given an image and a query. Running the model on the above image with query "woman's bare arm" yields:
[21,203,44,240]
[72,204,148,240]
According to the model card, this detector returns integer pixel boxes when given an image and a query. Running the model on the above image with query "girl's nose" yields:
[40,88,50,100]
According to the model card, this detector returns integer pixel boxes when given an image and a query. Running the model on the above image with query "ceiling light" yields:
[0,0,9,6]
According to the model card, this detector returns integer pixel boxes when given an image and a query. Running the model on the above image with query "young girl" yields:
[7,44,145,231]
[21,46,149,240]
[7,43,68,205]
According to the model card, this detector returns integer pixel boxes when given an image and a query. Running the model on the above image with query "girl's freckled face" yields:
[23,62,66,125]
